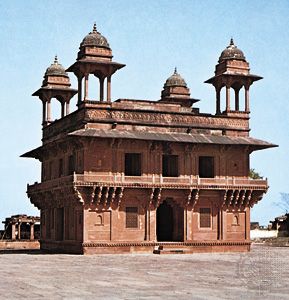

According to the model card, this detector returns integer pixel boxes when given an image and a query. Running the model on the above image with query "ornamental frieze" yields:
[85,109,248,130]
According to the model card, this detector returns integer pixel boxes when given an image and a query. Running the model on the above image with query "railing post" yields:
[152,174,155,184]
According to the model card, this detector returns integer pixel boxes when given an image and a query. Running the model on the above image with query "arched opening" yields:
[220,87,226,113]
[156,200,184,242]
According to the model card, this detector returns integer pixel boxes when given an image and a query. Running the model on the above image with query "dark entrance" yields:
[156,200,184,242]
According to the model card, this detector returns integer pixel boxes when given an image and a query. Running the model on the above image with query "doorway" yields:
[156,200,184,242]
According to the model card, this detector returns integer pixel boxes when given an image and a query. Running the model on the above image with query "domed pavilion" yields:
[22,26,276,254]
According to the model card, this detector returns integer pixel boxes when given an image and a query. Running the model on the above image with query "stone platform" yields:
[0,244,288,299]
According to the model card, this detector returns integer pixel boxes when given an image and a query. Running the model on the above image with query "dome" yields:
[80,23,110,49]
[45,56,68,77]
[164,68,187,88]
[218,39,246,63]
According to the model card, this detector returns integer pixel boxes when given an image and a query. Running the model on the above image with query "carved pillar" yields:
[221,210,227,240]
[77,77,82,105]
[225,85,230,112]
[245,86,250,112]
[234,88,240,111]
[84,74,89,101]
[245,208,250,240]
[216,87,221,114]
[18,223,21,240]
[47,98,52,122]
[107,75,111,102]
[11,223,16,240]
[61,102,65,118]
[42,100,47,124]
[66,101,70,115]
[30,223,35,240]
[99,77,104,102]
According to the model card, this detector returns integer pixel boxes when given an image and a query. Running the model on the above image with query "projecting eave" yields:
[32,86,78,97]
[204,73,263,84]
[21,146,43,160]
[69,128,277,151]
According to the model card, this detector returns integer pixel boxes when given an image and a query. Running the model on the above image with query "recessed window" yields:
[126,207,138,228]
[68,155,75,175]
[162,155,179,177]
[200,208,211,228]
[58,158,64,177]
[125,153,142,176]
[199,156,214,178]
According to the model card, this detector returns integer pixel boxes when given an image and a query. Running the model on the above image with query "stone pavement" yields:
[0,244,288,299]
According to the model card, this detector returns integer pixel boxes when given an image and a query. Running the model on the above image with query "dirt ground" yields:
[0,244,288,299]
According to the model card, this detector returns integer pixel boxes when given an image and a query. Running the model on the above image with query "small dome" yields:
[164,68,187,87]
[80,23,110,49]
[219,39,246,63]
[45,56,68,77]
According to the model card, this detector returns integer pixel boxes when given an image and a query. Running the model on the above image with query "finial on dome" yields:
[230,38,234,46]
[174,67,177,74]
[54,55,58,64]
[92,22,97,33]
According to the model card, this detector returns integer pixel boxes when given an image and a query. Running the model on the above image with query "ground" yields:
[0,244,288,299]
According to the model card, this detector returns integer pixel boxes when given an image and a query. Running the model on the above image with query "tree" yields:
[275,193,289,214]
[249,168,263,179]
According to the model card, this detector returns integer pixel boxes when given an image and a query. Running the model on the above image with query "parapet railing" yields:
[28,174,268,191]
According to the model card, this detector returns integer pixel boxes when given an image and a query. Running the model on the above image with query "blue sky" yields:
[0,0,288,226]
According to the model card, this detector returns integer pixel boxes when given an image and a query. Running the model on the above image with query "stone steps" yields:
[153,245,188,254]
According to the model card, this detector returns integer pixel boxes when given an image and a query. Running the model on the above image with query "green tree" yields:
[249,168,263,179]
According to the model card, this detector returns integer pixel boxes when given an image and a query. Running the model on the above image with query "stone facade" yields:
[22,25,276,254]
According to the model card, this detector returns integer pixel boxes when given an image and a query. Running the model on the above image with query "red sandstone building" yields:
[22,25,276,254]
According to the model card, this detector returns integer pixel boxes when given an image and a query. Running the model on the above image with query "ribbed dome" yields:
[80,23,110,49]
[45,56,68,77]
[219,39,246,63]
[164,68,187,87]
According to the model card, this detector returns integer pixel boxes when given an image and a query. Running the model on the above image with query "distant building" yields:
[1,215,40,240]
[250,222,260,230]
[22,24,276,254]
[270,214,289,237]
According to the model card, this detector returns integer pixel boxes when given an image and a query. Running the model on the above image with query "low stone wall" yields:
[250,229,278,239]
[0,240,40,250]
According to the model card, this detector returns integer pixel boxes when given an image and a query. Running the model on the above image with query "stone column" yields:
[226,85,230,112]
[66,101,70,115]
[221,210,227,240]
[99,77,104,102]
[245,208,250,240]
[30,223,35,240]
[42,100,47,124]
[234,88,240,111]
[216,87,221,114]
[107,75,111,102]
[18,223,21,240]
[245,86,250,112]
[77,77,82,105]
[84,74,89,101]
[47,98,52,122]
[11,223,16,240]
[61,102,65,118]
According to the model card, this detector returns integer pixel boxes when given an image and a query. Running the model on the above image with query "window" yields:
[125,153,142,176]
[58,158,64,177]
[48,161,53,179]
[126,207,138,228]
[162,155,179,177]
[200,208,211,228]
[199,156,214,178]
[68,155,75,175]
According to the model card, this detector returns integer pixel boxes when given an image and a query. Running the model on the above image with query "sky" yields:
[0,0,288,227]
